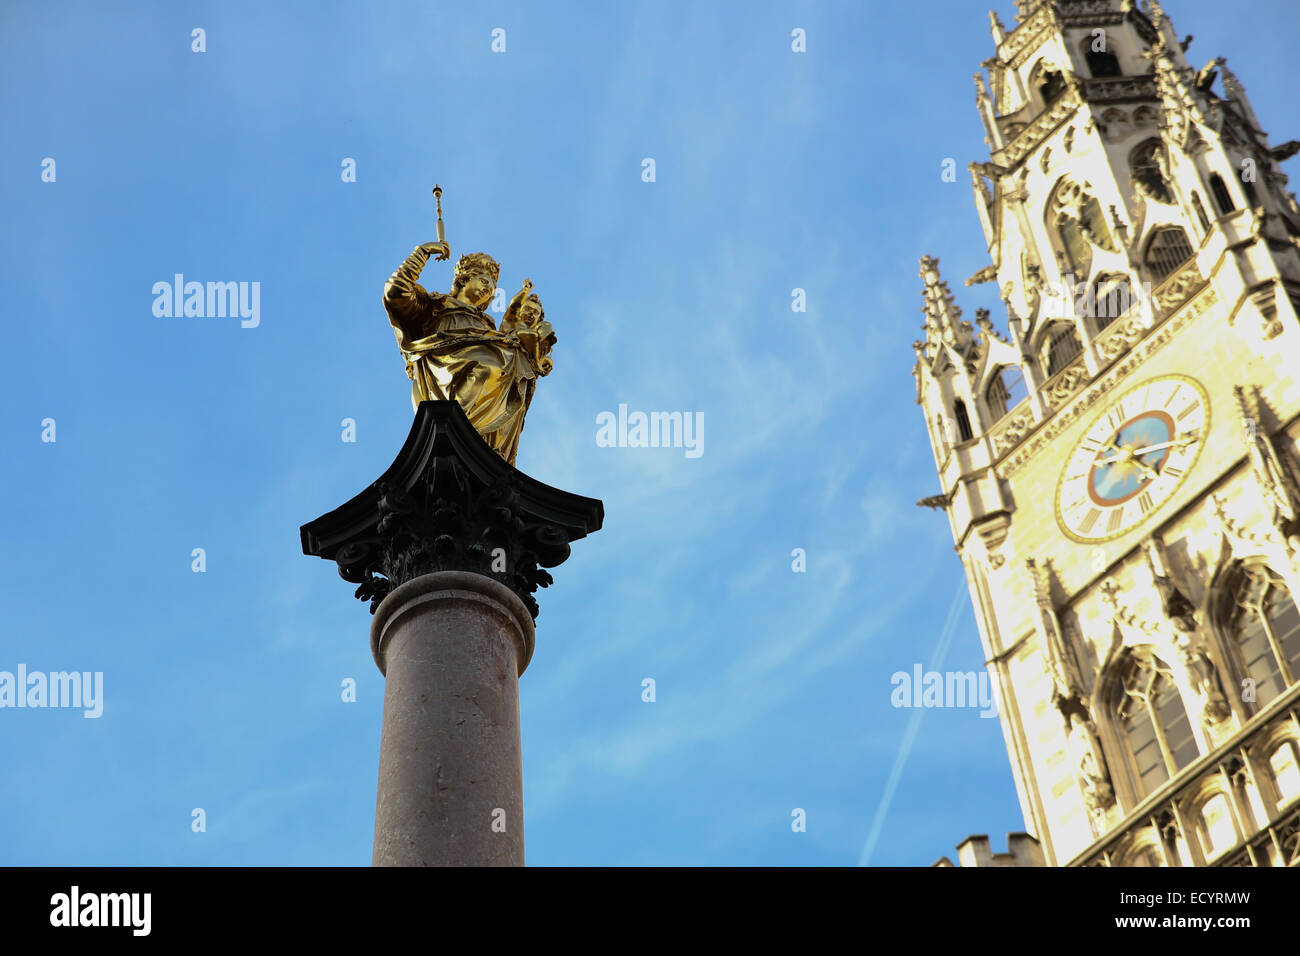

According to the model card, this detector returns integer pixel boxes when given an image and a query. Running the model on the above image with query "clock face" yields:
[1056,375,1208,543]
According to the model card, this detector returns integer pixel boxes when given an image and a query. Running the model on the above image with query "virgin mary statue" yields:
[382,241,553,465]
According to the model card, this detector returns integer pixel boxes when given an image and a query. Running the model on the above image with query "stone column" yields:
[301,400,603,868]
[370,571,535,867]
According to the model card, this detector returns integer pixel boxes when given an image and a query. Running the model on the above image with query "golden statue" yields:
[383,186,554,465]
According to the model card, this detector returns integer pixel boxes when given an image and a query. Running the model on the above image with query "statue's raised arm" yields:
[383,240,452,343]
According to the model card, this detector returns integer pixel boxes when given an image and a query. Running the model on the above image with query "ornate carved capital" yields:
[301,401,603,621]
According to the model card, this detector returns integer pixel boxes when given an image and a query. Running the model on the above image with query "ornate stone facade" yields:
[918,0,1300,867]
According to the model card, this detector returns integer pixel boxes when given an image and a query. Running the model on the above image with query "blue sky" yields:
[2,0,1296,866]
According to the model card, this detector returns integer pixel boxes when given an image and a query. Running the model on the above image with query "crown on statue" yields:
[454,252,501,286]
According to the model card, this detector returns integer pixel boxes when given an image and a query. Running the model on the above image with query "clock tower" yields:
[914,0,1300,866]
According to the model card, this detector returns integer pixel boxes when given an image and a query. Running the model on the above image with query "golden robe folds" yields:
[382,245,553,465]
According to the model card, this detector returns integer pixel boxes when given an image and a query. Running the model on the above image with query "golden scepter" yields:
[432,184,446,244]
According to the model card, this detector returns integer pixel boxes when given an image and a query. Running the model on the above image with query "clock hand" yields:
[1133,434,1198,456]
[1098,434,1199,463]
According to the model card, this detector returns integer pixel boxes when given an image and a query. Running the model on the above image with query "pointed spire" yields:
[1219,59,1262,132]
[973,74,1003,152]
[988,10,1006,45]
[1145,0,1190,69]
[919,256,974,354]
[973,71,990,110]
[1149,32,1210,148]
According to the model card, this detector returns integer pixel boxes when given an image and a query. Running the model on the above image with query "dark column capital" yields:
[301,401,603,621]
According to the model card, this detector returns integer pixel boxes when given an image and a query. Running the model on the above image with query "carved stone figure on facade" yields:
[1235,386,1300,558]
[1066,708,1116,817]
[1171,629,1231,727]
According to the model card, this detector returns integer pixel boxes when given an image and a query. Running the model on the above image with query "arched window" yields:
[1050,180,1116,281]
[1144,226,1194,281]
[1209,173,1236,215]
[1196,792,1238,860]
[953,399,973,442]
[986,365,1027,421]
[1082,40,1122,78]
[1130,140,1172,203]
[1033,61,1067,105]
[1191,192,1210,233]
[1092,274,1134,330]
[1116,652,1198,798]
[1040,323,1083,376]
[1218,564,1300,710]
[1269,741,1300,805]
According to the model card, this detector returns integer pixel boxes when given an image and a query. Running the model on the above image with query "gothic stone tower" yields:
[913,0,1300,866]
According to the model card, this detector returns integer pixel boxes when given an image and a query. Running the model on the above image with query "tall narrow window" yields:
[1209,173,1236,215]
[1092,275,1134,331]
[1145,227,1194,281]
[986,366,1027,421]
[1042,324,1083,376]
[1198,793,1238,860]
[1118,655,1198,798]
[1192,192,1210,233]
[953,399,973,442]
[1221,564,1300,710]
[1120,683,1166,795]
[1270,742,1300,805]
